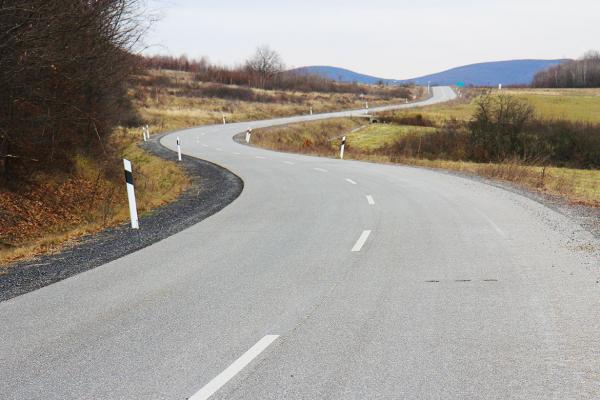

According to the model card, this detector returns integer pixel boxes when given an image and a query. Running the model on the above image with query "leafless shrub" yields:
[0,0,147,184]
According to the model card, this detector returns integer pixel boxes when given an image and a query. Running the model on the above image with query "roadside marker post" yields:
[245,128,252,143]
[365,102,369,114]
[146,125,150,140]
[310,107,313,115]
[123,159,139,229]
[177,137,182,161]
[222,113,227,125]
[498,84,502,91]
[142,127,147,142]
[340,136,346,159]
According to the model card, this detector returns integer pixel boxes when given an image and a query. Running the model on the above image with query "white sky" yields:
[144,0,600,79]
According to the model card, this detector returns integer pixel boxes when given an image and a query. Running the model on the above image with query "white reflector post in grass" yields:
[222,113,226,125]
[310,106,313,115]
[245,128,252,144]
[177,137,182,161]
[340,136,346,159]
[123,159,139,229]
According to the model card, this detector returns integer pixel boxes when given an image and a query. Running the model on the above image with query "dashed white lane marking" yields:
[313,167,327,172]
[283,161,295,165]
[200,132,206,136]
[366,195,375,205]
[189,335,279,400]
[216,148,223,151]
[255,156,266,159]
[232,152,240,155]
[202,144,209,148]
[352,230,372,252]
[346,178,357,185]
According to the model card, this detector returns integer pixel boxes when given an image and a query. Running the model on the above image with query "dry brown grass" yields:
[0,126,188,266]
[134,70,423,133]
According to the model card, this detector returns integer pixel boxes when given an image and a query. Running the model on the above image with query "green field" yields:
[346,124,436,151]
[412,88,600,123]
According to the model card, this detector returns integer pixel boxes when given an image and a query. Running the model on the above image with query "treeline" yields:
[382,95,600,169]
[533,51,600,88]
[0,0,143,183]
[140,52,413,97]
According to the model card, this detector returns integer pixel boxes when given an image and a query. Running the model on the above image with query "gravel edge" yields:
[0,135,243,302]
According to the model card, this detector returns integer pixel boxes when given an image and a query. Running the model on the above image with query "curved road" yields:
[2,87,600,399]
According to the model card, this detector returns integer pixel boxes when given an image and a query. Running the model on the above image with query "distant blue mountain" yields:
[292,66,393,85]
[292,59,568,86]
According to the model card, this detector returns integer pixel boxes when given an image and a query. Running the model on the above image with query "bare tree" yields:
[245,45,285,88]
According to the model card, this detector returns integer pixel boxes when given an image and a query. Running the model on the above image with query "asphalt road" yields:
[2,87,600,399]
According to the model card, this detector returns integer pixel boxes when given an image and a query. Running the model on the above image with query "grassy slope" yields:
[137,69,423,134]
[252,88,600,206]
[0,129,188,265]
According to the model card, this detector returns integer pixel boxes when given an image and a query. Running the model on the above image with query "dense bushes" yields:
[0,0,144,184]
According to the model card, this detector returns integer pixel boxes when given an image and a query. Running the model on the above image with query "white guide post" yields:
[245,128,252,143]
[177,137,182,161]
[123,159,139,229]
[340,136,346,159]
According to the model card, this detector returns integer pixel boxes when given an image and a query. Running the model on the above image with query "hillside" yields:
[293,59,568,86]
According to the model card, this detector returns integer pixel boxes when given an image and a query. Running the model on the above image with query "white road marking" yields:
[201,132,206,136]
[216,148,223,151]
[313,167,327,172]
[352,230,372,252]
[255,156,266,159]
[232,152,240,155]
[202,144,209,148]
[366,195,375,205]
[189,335,279,400]
[346,178,357,185]
[283,161,294,165]
[474,208,506,238]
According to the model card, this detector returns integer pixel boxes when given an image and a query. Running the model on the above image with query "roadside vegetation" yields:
[252,88,600,206]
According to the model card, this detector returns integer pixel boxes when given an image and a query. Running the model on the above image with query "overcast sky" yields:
[145,0,600,79]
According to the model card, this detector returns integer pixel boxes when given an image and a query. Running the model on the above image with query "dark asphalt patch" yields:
[0,135,243,302]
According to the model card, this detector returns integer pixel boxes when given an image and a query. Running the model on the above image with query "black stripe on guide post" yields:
[342,138,346,145]
[124,170,134,185]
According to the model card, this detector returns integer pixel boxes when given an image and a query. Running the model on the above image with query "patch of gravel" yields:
[0,135,243,302]
[434,167,600,238]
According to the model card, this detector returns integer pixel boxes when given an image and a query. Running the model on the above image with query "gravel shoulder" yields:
[0,135,243,302]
